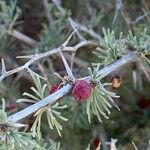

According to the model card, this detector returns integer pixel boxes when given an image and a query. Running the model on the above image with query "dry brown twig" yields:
[0,39,96,82]
[7,29,37,46]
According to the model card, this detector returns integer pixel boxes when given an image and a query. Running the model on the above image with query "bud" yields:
[72,80,92,102]
[49,84,60,94]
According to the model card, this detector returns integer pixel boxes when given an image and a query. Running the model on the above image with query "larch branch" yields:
[6,51,140,123]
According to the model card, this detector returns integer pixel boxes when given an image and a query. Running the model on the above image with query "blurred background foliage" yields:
[0,0,150,149]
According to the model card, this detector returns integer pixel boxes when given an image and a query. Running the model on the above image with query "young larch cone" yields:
[49,84,60,94]
[72,80,92,102]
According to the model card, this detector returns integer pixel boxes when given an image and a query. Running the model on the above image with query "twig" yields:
[69,18,85,41]
[7,84,72,122]
[51,52,89,69]
[38,63,51,86]
[130,12,150,25]
[63,53,89,68]
[132,141,138,150]
[42,0,53,24]
[52,0,87,71]
[120,1,132,30]
[93,52,139,79]
[98,125,108,150]
[68,18,101,40]
[106,138,118,150]
[6,51,140,122]
[147,140,150,150]
[120,1,149,28]
[6,26,97,76]
[52,0,85,41]
[52,0,101,40]
[7,29,37,46]
[113,0,122,24]
[0,40,97,82]
[59,30,76,81]
[5,9,98,76]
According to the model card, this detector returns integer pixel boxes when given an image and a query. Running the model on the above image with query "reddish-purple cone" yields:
[49,84,60,94]
[137,96,150,109]
[72,80,92,102]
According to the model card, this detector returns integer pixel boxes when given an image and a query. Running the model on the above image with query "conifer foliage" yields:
[0,0,150,149]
